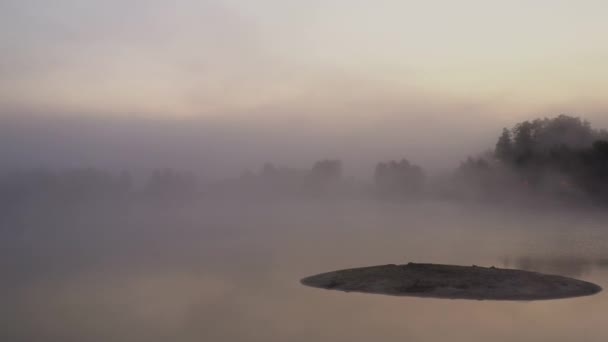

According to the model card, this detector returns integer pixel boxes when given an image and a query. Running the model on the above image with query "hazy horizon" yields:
[3,1,608,178]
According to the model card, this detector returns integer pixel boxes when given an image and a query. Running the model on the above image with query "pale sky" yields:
[2,0,608,119]
[2,1,608,175]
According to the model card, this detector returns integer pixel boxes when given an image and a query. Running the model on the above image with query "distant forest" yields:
[2,115,608,207]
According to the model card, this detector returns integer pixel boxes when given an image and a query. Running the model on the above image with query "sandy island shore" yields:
[301,263,602,300]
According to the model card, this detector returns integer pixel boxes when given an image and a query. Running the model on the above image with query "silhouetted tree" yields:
[491,115,608,202]
[144,169,198,199]
[495,128,513,162]
[512,120,540,166]
[261,163,278,179]
[536,115,595,149]
[306,159,343,195]
[374,159,425,197]
[593,140,608,156]
[311,159,342,184]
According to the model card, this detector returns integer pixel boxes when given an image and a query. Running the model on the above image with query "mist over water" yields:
[2,194,608,341]
[1,113,608,341]
[3,1,608,339]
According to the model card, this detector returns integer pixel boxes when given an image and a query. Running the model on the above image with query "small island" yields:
[301,263,602,300]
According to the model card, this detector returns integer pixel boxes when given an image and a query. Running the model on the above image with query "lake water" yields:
[3,199,608,341]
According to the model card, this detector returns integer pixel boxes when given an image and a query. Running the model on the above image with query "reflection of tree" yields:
[503,256,595,278]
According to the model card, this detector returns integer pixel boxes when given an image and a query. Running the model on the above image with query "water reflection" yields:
[2,200,608,341]
[501,256,608,278]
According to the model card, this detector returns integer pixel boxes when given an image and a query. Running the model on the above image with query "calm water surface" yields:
[3,199,607,341]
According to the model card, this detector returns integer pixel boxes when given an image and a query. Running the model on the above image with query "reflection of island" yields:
[301,263,601,301]
[501,256,608,278]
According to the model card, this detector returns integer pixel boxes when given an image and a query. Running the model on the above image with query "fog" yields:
[0,110,495,179]
[1,112,608,340]
[2,110,608,179]
[4,0,608,340]
[3,196,608,341]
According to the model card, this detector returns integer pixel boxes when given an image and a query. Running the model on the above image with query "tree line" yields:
[1,114,607,205]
